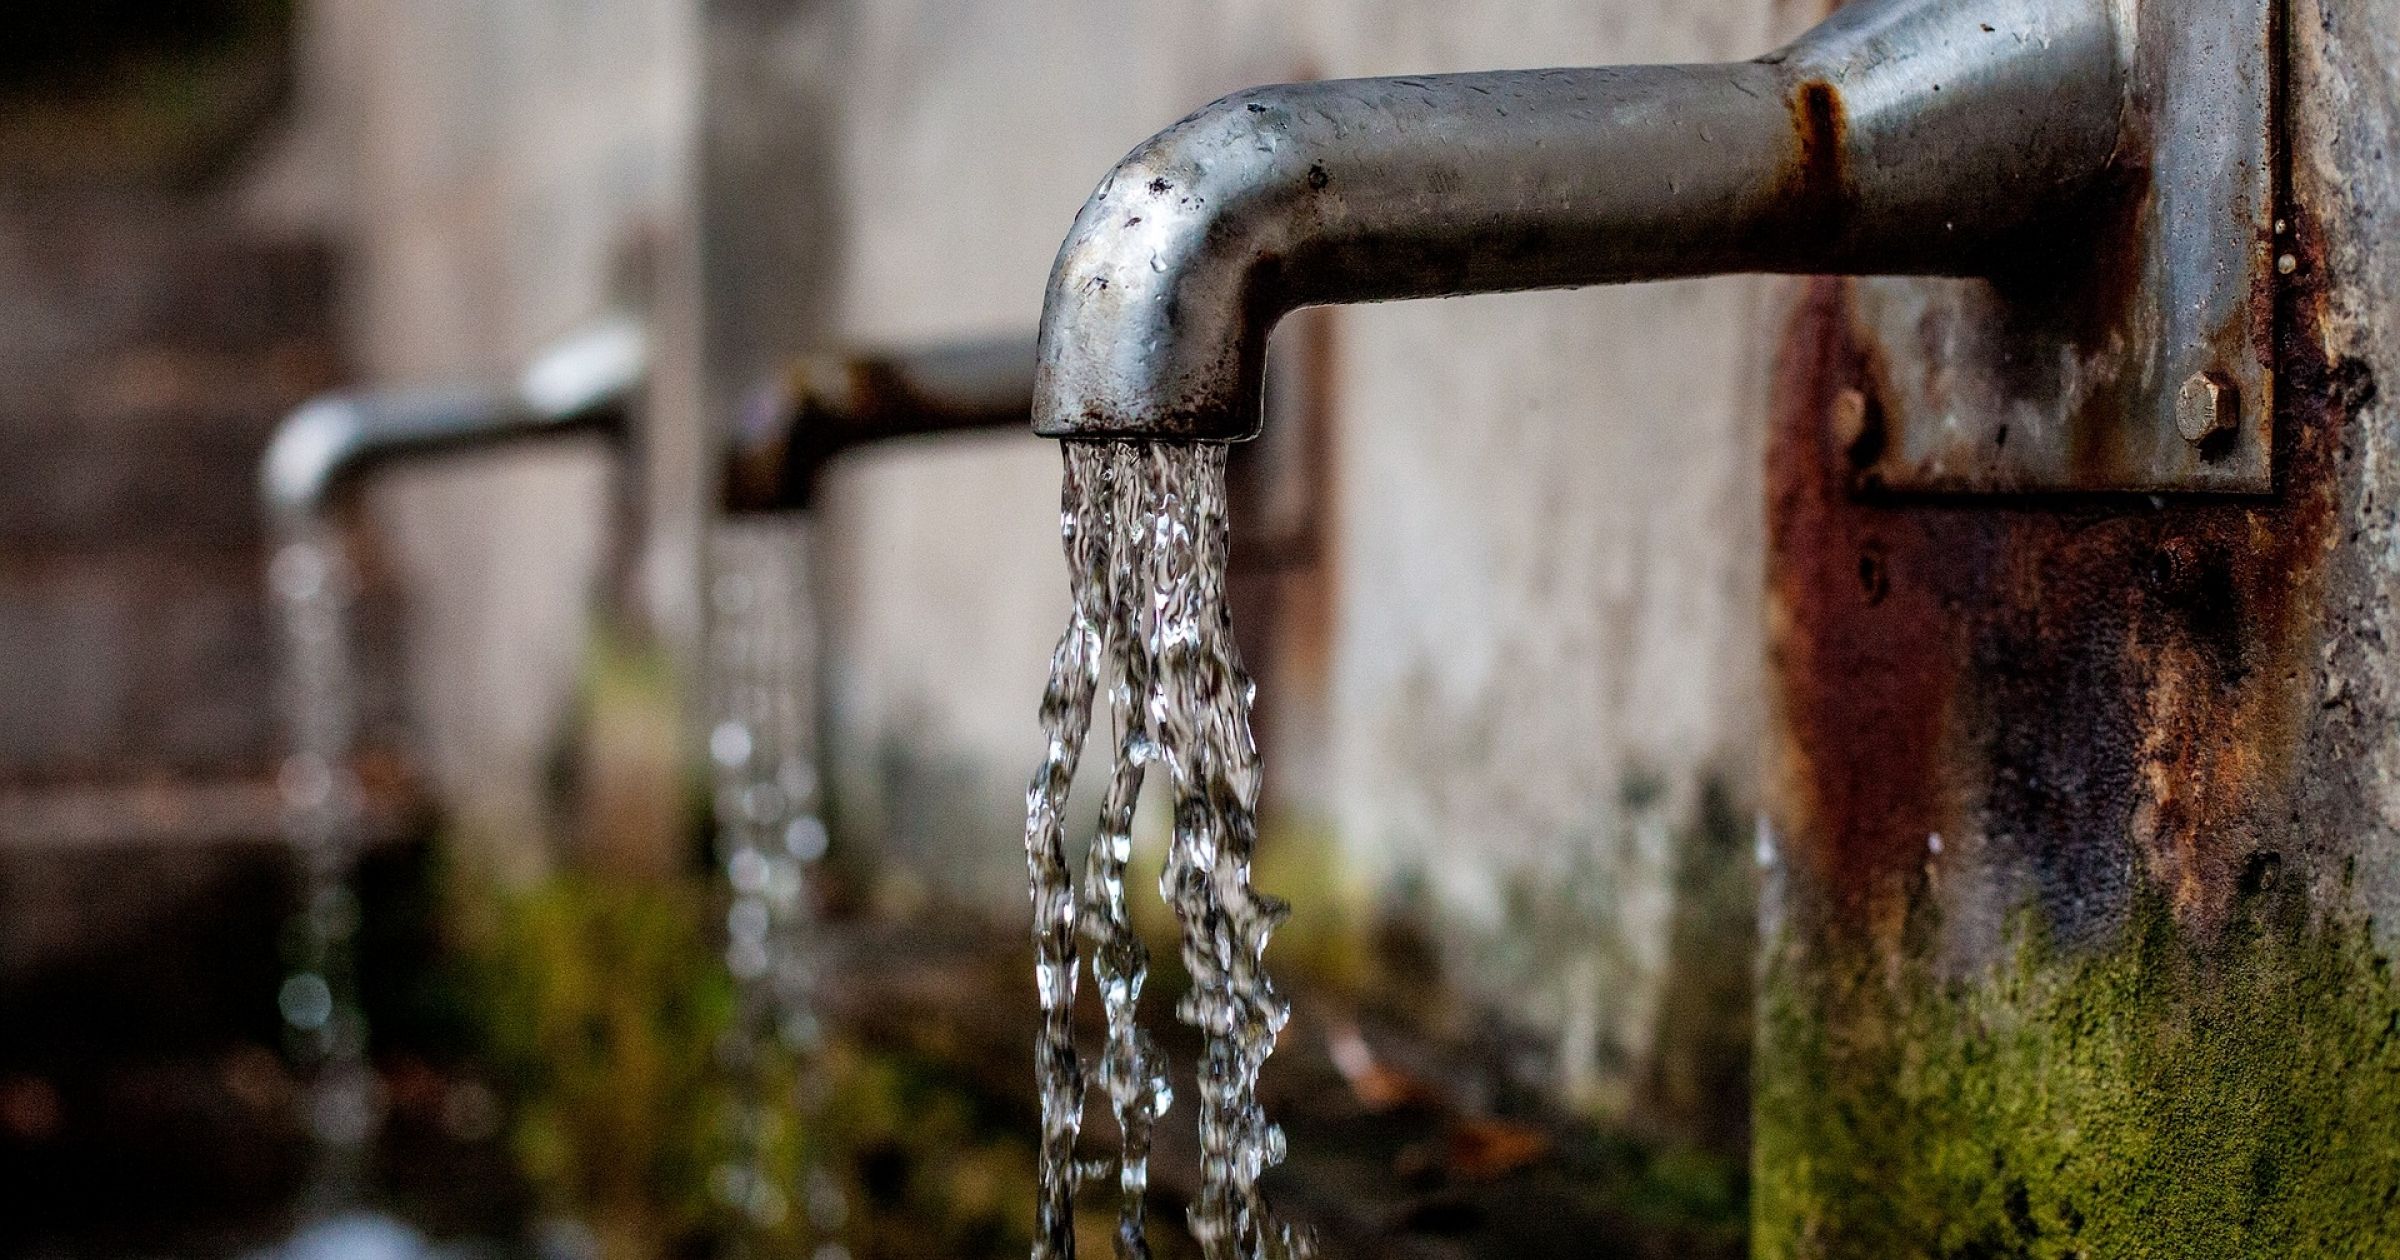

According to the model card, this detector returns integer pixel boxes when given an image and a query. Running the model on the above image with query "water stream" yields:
[267,521,381,1210]
[1027,441,1303,1260]
[706,519,846,1259]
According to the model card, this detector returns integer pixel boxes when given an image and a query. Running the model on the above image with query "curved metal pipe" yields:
[1033,0,2126,440]
[262,315,649,522]
[721,335,1038,513]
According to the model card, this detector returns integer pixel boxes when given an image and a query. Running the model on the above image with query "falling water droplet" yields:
[785,816,830,862]
[711,720,755,767]
[281,973,334,1031]
[269,522,383,1207]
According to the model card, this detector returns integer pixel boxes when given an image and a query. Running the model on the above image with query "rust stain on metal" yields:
[1779,80,1853,242]
[1845,0,2276,495]
[1770,280,1968,931]
[1790,81,1847,200]
[723,348,1036,513]
[1770,199,2354,942]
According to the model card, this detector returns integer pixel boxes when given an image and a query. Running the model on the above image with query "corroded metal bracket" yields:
[1852,0,2281,495]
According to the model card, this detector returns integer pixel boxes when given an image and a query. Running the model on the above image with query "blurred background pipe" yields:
[261,315,650,524]
[720,336,1037,514]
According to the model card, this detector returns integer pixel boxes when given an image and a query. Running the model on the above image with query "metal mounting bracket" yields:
[1850,0,2280,496]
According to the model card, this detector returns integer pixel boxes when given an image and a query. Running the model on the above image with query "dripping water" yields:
[268,520,381,1210]
[1086,445,1173,1260]
[1025,444,1112,1257]
[707,519,847,1259]
[1026,441,1305,1260]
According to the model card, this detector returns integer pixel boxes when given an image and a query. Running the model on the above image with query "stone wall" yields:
[0,13,351,1109]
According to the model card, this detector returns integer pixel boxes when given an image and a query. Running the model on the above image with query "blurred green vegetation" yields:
[449,866,1080,1259]
[461,874,733,1259]
[440,632,1744,1257]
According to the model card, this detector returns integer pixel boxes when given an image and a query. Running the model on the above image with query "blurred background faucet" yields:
[721,336,1036,514]
[262,316,649,524]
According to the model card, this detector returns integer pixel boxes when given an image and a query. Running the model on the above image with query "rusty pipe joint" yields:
[262,315,649,522]
[1033,0,2127,441]
[721,336,1037,513]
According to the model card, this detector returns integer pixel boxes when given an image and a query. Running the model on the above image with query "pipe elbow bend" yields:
[261,394,371,523]
[1035,85,1330,441]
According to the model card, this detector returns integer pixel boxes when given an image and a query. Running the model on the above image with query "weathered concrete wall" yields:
[1315,3,1789,1135]
[0,204,336,788]
[803,0,1784,1141]
[0,182,344,1006]
[809,0,1329,907]
[1752,1,2400,1249]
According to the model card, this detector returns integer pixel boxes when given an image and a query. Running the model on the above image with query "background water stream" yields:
[268,522,381,1212]
[707,519,847,1258]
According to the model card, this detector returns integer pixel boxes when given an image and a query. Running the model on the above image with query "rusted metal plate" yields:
[1854,0,2280,495]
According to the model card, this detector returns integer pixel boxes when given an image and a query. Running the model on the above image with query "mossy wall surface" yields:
[1755,892,2400,1257]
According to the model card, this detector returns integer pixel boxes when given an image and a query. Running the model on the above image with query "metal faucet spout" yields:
[262,315,648,522]
[1033,0,2124,441]
[722,336,1037,513]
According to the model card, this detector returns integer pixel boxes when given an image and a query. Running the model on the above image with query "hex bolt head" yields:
[2176,372,2240,444]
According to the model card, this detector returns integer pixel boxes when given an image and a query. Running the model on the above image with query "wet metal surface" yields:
[1035,0,2281,495]
[1853,0,2283,495]
[1033,0,2123,443]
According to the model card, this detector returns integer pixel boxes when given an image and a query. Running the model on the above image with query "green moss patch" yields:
[1756,883,2400,1257]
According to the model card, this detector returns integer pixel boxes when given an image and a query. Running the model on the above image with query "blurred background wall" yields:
[1,0,1799,1175]
[268,0,704,877]
[20,4,2400,1256]
[281,0,1796,1143]
[0,3,358,1234]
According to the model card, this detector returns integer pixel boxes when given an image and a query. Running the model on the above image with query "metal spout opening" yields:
[1032,0,2126,441]
[261,314,649,522]
[721,335,1037,514]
